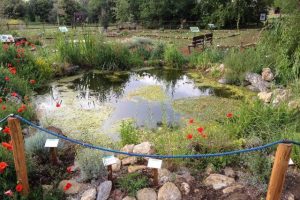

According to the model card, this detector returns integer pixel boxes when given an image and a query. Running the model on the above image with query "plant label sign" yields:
[289,158,294,166]
[147,158,162,169]
[59,26,68,33]
[102,155,117,166]
[190,27,200,33]
[260,13,267,21]
[44,139,59,148]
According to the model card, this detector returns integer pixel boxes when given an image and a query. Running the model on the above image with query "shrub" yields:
[117,173,149,196]
[150,42,165,60]
[75,148,107,181]
[164,45,186,68]
[120,120,139,146]
[189,48,226,70]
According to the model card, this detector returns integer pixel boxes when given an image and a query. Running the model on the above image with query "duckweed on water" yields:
[127,85,168,101]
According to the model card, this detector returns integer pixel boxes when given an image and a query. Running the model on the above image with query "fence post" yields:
[8,117,30,196]
[266,143,292,200]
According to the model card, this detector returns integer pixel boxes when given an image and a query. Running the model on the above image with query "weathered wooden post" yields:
[153,168,159,186]
[8,117,30,196]
[266,143,292,200]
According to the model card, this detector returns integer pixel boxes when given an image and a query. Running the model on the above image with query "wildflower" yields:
[9,67,16,75]
[226,113,233,118]
[186,134,193,140]
[16,184,23,192]
[4,190,13,197]
[197,127,204,133]
[0,98,2,103]
[2,105,6,110]
[11,92,17,97]
[17,107,24,113]
[201,133,208,139]
[2,126,10,134]
[29,79,36,85]
[67,166,73,174]
[0,162,8,174]
[189,118,194,124]
[64,183,72,191]
[2,142,13,151]
[56,102,61,108]
[7,63,12,68]
[5,76,9,81]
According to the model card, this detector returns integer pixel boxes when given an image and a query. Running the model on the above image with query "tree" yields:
[3,0,26,19]
[115,0,131,22]
[28,0,54,22]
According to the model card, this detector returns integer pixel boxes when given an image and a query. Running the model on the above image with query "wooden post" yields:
[8,117,30,196]
[107,165,113,181]
[266,143,292,200]
[153,168,158,186]
[50,147,59,165]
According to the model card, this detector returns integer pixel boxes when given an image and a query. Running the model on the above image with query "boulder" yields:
[245,72,271,92]
[222,184,243,194]
[158,182,182,200]
[121,157,137,165]
[158,168,173,185]
[175,168,195,184]
[258,92,273,103]
[180,182,190,195]
[58,180,82,195]
[136,188,157,200]
[224,167,235,178]
[111,189,124,200]
[261,68,274,81]
[128,165,147,173]
[112,158,121,172]
[272,89,291,105]
[97,181,112,200]
[81,188,97,200]
[133,142,155,155]
[203,174,235,190]
[121,144,135,153]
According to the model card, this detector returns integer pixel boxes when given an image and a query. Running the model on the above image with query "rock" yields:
[224,167,235,178]
[218,64,225,73]
[246,85,260,92]
[58,180,82,194]
[128,165,147,173]
[121,144,135,153]
[81,188,97,200]
[258,92,273,103]
[245,72,271,92]
[262,68,274,81]
[133,142,155,155]
[158,168,173,185]
[136,188,157,200]
[22,128,30,136]
[97,181,112,200]
[111,189,124,200]
[222,184,243,194]
[46,126,65,136]
[112,158,121,172]
[203,174,235,190]
[122,196,136,200]
[121,157,137,165]
[272,89,291,105]
[218,78,229,85]
[205,163,215,175]
[175,169,195,184]
[64,65,79,76]
[158,182,182,200]
[286,192,295,200]
[180,182,190,195]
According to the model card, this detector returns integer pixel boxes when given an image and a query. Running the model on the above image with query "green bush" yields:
[150,43,165,60]
[117,173,149,196]
[189,48,226,70]
[75,148,107,181]
[164,45,186,68]
[120,120,139,146]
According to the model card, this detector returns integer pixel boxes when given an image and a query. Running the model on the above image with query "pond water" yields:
[34,69,233,139]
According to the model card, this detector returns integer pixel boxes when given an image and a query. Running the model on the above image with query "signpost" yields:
[189,27,200,33]
[260,13,267,22]
[45,139,60,165]
[103,155,117,181]
[147,158,163,186]
[58,26,68,33]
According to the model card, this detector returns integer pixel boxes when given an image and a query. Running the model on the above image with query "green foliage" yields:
[117,173,149,196]
[164,45,186,68]
[120,120,139,146]
[189,48,226,70]
[115,0,131,22]
[274,0,299,13]
[150,43,165,60]
[75,148,107,181]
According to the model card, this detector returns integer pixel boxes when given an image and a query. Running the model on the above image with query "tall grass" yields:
[164,45,186,68]
[189,48,226,70]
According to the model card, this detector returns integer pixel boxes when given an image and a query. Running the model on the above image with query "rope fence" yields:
[1,114,299,159]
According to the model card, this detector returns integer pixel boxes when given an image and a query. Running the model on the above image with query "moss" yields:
[127,85,168,101]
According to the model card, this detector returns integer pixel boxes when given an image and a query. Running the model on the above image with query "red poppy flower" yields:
[197,127,204,133]
[67,166,73,174]
[29,79,36,84]
[17,107,24,113]
[189,118,194,124]
[7,63,12,68]
[2,105,6,110]
[4,190,13,197]
[11,92,17,97]
[186,134,193,140]
[0,162,8,174]
[0,98,2,103]
[2,142,13,151]
[56,102,61,108]
[16,184,23,192]
[2,126,10,134]
[64,183,72,191]
[9,67,16,75]
[226,113,233,118]
[5,76,9,81]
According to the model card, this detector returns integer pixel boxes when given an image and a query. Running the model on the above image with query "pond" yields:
[34,69,235,140]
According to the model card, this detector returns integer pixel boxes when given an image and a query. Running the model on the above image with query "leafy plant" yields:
[164,45,186,68]
[120,120,139,146]
[189,48,226,70]
[117,173,149,196]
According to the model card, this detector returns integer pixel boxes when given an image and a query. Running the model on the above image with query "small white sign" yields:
[147,158,162,169]
[102,155,117,166]
[289,158,295,166]
[190,27,200,33]
[59,26,68,33]
[260,13,266,21]
[45,139,59,148]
